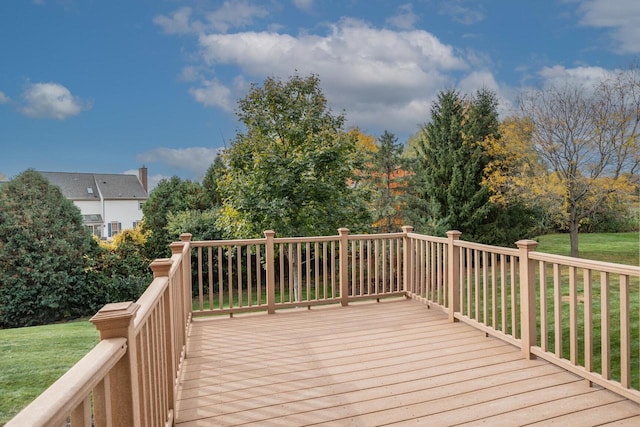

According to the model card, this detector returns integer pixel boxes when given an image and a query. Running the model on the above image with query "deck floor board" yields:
[175,298,640,426]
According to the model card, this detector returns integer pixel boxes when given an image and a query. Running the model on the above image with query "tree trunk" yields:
[569,221,580,258]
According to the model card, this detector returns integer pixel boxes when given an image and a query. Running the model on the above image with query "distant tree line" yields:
[1,70,637,327]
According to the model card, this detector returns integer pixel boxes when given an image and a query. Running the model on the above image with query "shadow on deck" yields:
[176,298,640,426]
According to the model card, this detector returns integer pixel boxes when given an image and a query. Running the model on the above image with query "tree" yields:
[202,155,226,208]
[365,130,410,232]
[217,73,371,238]
[482,116,560,235]
[412,89,500,242]
[0,170,93,327]
[519,69,640,256]
[141,176,207,259]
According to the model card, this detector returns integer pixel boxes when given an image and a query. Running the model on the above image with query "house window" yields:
[133,221,140,229]
[138,201,144,210]
[108,221,122,237]
[85,224,101,237]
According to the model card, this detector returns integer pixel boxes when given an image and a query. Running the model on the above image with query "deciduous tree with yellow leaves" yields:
[519,68,640,257]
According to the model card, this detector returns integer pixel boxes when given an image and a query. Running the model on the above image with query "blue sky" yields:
[1,0,638,189]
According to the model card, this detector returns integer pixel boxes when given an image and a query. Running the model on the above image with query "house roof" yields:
[40,171,148,201]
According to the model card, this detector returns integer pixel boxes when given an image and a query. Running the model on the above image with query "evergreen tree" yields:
[0,170,93,327]
[412,89,531,244]
[368,130,409,232]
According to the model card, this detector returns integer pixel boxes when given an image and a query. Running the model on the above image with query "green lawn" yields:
[535,232,639,266]
[0,320,99,425]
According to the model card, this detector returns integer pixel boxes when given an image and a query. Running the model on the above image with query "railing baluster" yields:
[621,274,631,388]
[569,266,578,364]
[601,271,611,379]
[554,264,562,358]
[247,244,252,307]
[584,268,593,373]
[540,261,548,352]
[501,254,507,333]
[208,247,213,310]
[491,253,497,330]
[306,242,311,301]
[510,257,517,338]
[217,247,223,309]
[237,245,242,307]
[227,247,233,310]
[197,247,203,311]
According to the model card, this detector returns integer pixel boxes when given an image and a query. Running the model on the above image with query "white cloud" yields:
[205,0,268,33]
[438,1,485,25]
[20,82,90,119]
[189,78,235,111]
[153,7,199,35]
[386,4,419,30]
[193,18,473,135]
[0,91,10,104]
[575,0,640,54]
[538,65,611,89]
[138,147,222,179]
[154,1,268,35]
[292,0,313,12]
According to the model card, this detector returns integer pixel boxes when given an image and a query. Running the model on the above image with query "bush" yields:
[0,171,93,327]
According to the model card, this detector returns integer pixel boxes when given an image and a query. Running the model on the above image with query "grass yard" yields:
[535,232,639,266]
[0,319,99,425]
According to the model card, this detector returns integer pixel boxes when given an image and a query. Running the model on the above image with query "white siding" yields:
[103,199,143,238]
[74,200,102,215]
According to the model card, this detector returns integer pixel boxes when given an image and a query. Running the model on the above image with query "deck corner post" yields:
[402,226,414,296]
[517,239,538,360]
[176,236,193,323]
[338,227,350,307]
[90,302,141,427]
[150,258,173,278]
[446,230,462,322]
[265,230,276,314]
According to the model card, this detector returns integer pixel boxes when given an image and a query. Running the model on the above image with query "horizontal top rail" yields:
[191,238,266,247]
[454,239,520,256]
[407,233,448,244]
[347,232,405,241]
[274,235,340,244]
[134,276,168,332]
[6,337,127,427]
[190,231,408,247]
[529,251,640,275]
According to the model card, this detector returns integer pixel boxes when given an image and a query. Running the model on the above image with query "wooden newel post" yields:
[151,258,173,278]
[402,226,414,295]
[447,230,462,322]
[178,233,193,322]
[90,302,141,426]
[265,230,276,314]
[338,228,350,307]
[517,239,538,359]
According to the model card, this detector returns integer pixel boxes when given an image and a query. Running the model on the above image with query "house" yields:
[40,167,148,240]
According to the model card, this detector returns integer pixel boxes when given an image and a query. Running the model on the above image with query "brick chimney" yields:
[138,165,148,192]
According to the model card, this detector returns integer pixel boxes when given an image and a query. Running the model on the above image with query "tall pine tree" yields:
[412,89,529,244]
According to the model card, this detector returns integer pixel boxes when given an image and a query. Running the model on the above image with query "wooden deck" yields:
[175,298,640,426]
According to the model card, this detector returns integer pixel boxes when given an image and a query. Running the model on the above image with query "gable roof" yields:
[40,171,148,201]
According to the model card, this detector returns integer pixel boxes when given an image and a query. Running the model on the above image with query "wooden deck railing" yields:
[7,227,640,425]
[6,235,193,427]
[190,228,407,316]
